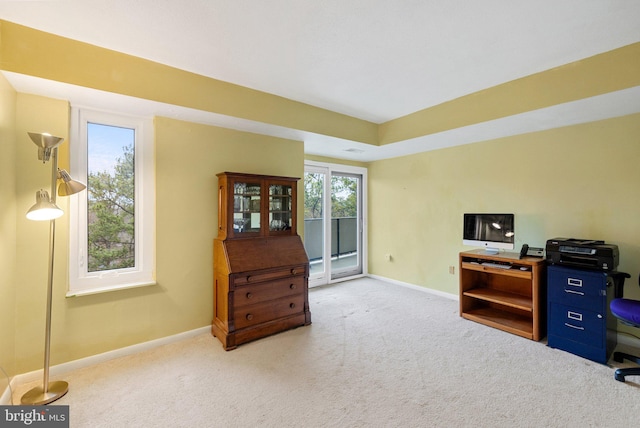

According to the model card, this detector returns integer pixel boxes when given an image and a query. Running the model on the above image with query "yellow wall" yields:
[153,116,305,334]
[12,96,304,374]
[368,113,640,307]
[0,73,17,377]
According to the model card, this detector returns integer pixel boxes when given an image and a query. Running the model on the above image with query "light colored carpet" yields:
[12,277,640,427]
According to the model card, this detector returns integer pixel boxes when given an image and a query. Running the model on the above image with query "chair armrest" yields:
[610,271,631,298]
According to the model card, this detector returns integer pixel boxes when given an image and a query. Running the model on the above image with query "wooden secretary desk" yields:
[211,172,311,350]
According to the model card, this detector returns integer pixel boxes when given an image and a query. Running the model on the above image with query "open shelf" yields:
[462,308,533,339]
[459,249,546,341]
[463,288,532,312]
[460,262,532,279]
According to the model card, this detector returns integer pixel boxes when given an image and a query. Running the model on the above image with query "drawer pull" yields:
[246,292,253,299]
[564,322,584,330]
[567,311,583,321]
[289,303,296,309]
[289,283,296,290]
[564,289,584,296]
[567,278,582,287]
[246,275,252,282]
[246,314,253,321]
[291,268,297,275]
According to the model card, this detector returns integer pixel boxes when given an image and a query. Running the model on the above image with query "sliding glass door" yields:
[303,162,367,286]
[329,172,361,279]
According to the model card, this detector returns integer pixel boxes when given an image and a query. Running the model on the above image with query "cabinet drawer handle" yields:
[289,283,296,290]
[564,289,584,296]
[246,275,252,282]
[246,314,253,321]
[567,278,582,287]
[246,292,253,299]
[290,268,297,275]
[564,322,584,330]
[567,311,583,321]
[289,303,296,309]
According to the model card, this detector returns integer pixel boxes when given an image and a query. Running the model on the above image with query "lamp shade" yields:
[28,132,64,162]
[58,169,86,196]
[26,190,63,221]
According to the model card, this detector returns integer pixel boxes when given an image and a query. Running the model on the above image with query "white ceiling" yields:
[2,0,640,161]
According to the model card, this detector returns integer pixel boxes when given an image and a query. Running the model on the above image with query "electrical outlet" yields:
[449,266,455,275]
[385,253,392,261]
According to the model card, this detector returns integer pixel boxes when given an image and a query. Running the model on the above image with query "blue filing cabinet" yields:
[547,265,617,364]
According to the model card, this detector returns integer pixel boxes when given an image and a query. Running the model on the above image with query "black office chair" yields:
[610,272,640,382]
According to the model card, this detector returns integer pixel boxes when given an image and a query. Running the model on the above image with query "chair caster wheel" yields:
[614,369,626,382]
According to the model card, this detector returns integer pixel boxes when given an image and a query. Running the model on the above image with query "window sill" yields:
[66,281,157,298]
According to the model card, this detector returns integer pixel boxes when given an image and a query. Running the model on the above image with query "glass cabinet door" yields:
[269,183,293,233]
[233,181,261,235]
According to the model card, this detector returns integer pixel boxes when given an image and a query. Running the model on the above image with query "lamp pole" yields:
[21,145,69,405]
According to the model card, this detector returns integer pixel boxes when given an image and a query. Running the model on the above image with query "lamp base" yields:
[21,381,68,405]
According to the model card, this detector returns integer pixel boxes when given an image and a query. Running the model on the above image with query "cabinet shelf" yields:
[463,289,532,312]
[459,249,546,341]
[460,262,532,279]
[462,308,533,339]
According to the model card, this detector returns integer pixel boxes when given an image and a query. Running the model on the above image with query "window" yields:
[68,108,155,296]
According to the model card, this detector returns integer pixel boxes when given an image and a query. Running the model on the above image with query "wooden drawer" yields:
[234,294,306,329]
[232,265,306,286]
[234,276,305,307]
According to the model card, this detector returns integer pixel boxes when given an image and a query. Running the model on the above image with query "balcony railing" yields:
[303,217,358,261]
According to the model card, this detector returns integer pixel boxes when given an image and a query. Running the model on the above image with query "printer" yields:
[545,238,619,271]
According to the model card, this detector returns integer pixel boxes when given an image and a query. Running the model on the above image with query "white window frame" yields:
[68,107,156,296]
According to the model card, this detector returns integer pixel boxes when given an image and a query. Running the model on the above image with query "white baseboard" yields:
[367,274,459,301]
[617,332,640,349]
[2,325,210,405]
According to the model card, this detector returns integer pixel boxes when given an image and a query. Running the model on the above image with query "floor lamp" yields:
[21,132,86,405]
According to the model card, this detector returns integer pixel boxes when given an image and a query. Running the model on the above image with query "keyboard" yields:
[481,262,511,269]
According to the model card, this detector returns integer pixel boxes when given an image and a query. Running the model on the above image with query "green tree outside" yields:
[304,173,357,219]
[331,176,357,218]
[304,172,324,219]
[87,144,135,271]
